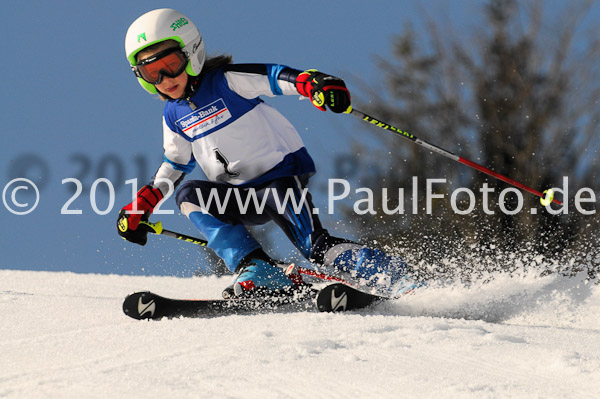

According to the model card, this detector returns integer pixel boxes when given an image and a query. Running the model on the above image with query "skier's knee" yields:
[309,232,356,265]
[175,180,195,209]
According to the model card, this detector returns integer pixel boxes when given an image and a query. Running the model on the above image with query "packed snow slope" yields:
[1,269,599,399]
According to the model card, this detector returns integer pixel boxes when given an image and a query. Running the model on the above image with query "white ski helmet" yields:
[125,8,205,94]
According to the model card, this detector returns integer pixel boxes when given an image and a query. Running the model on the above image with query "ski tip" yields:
[316,284,348,312]
[122,291,158,320]
[315,283,384,313]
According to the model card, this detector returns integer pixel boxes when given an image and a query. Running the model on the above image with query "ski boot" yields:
[222,249,300,299]
[323,244,420,297]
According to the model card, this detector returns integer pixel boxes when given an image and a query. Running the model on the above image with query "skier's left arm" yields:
[224,64,351,113]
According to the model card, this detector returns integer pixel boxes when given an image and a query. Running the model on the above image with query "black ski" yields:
[123,289,314,320]
[315,283,385,312]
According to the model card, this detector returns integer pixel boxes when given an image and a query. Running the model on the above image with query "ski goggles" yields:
[133,47,188,85]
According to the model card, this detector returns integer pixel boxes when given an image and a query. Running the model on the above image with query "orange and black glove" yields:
[295,69,352,114]
[116,185,163,246]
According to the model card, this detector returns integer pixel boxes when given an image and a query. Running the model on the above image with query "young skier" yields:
[117,8,412,298]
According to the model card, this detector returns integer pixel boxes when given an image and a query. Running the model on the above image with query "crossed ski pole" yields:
[139,220,357,287]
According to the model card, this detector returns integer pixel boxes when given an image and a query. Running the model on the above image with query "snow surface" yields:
[1,269,599,399]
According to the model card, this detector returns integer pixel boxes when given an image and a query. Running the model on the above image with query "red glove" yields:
[117,185,163,246]
[295,69,352,113]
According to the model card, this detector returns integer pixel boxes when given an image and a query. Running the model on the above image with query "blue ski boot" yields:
[323,244,420,297]
[225,249,298,298]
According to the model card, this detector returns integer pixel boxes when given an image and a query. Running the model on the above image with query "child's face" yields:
[137,42,189,99]
[154,67,188,99]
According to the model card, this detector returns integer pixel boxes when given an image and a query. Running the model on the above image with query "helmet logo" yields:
[171,18,188,31]
[192,37,202,53]
[137,33,147,43]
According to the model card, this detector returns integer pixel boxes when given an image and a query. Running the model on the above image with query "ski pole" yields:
[284,264,357,288]
[141,220,351,283]
[349,108,562,206]
[140,220,208,246]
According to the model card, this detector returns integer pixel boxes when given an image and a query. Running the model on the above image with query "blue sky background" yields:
[1,1,597,276]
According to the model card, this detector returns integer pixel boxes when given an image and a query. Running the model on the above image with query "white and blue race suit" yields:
[149,64,347,271]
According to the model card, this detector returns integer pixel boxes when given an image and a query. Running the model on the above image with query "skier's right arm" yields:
[116,185,164,246]
[117,116,194,246]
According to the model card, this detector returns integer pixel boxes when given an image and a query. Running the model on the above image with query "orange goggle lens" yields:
[135,48,188,85]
